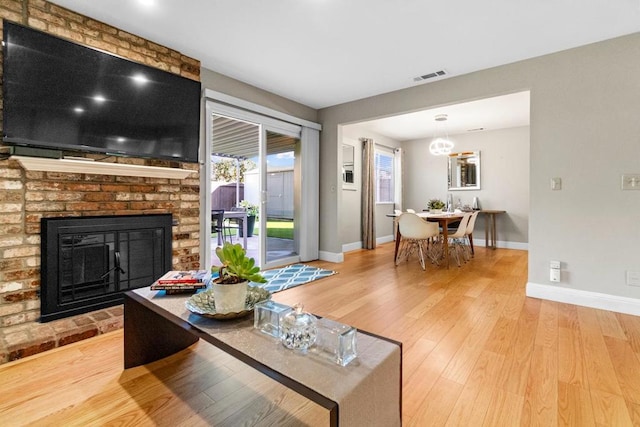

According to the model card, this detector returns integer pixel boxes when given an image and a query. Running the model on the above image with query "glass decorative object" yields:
[254,300,293,338]
[314,317,358,366]
[280,303,317,353]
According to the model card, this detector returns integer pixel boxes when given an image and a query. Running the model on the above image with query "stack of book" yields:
[151,270,211,294]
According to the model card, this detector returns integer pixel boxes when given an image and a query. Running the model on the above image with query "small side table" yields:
[480,210,506,249]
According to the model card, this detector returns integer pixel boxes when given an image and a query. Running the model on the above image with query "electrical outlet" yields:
[550,260,561,269]
[627,271,640,286]
[550,268,560,282]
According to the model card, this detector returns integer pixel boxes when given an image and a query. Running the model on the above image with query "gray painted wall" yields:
[200,68,318,122]
[403,126,530,246]
[319,32,640,300]
[340,127,402,249]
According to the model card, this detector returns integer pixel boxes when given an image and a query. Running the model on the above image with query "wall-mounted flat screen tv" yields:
[2,20,201,163]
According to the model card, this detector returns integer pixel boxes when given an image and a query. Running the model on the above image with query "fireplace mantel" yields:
[13,156,194,179]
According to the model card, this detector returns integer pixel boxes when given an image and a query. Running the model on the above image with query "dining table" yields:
[389,211,465,269]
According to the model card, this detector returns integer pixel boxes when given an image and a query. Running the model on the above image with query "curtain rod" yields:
[375,142,400,152]
[359,137,400,152]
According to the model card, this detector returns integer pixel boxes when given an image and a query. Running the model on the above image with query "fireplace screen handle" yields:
[100,251,126,280]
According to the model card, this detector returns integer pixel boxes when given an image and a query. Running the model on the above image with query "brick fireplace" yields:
[0,1,202,364]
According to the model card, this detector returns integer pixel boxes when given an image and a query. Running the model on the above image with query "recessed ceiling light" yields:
[73,107,84,113]
[93,95,106,103]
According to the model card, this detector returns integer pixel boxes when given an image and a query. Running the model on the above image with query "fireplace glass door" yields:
[41,214,172,322]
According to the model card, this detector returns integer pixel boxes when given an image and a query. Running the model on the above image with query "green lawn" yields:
[265,219,294,240]
[212,219,294,240]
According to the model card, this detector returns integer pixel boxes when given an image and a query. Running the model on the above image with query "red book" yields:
[157,270,209,284]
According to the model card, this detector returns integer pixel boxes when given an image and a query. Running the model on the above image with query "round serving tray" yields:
[185,285,271,320]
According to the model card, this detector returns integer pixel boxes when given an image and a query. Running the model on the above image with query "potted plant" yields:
[427,198,445,213]
[238,200,258,237]
[211,242,267,314]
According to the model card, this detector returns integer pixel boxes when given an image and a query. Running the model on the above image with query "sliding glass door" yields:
[261,129,301,267]
[210,114,260,264]
[204,102,306,269]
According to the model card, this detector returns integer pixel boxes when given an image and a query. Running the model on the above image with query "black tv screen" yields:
[2,21,201,163]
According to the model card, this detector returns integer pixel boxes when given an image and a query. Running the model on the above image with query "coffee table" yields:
[124,287,402,426]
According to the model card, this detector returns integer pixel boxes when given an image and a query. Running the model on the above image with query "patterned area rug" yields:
[253,264,337,293]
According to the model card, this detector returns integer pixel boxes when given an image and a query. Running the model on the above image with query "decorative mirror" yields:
[448,151,481,190]
[342,144,355,186]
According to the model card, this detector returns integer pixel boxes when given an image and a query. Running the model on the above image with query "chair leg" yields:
[427,236,442,266]
[449,240,462,267]
[396,239,411,265]
[417,241,426,270]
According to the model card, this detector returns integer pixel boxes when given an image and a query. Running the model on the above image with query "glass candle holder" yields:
[280,303,317,353]
[314,317,357,366]
[253,300,293,338]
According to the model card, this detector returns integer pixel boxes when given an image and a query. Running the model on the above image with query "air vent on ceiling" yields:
[413,70,447,82]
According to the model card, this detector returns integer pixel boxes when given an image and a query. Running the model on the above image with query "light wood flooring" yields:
[2,243,640,426]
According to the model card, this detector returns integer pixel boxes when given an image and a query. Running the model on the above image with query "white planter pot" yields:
[212,280,248,314]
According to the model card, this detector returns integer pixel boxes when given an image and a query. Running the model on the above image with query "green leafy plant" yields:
[427,198,445,210]
[211,158,257,183]
[212,242,266,284]
[239,200,259,217]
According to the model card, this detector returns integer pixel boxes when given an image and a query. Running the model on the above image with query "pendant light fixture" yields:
[429,114,454,155]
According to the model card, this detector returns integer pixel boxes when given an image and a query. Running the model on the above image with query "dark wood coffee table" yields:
[124,287,402,426]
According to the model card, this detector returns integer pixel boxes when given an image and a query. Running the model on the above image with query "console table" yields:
[124,287,402,426]
[479,210,506,249]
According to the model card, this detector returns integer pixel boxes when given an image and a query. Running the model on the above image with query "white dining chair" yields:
[395,213,442,270]
[447,212,472,267]
[406,208,416,213]
[463,211,480,257]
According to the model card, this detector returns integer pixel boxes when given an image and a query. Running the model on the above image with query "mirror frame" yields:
[448,151,481,191]
[342,144,356,190]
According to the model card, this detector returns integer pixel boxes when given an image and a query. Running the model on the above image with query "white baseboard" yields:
[342,242,362,253]
[526,282,640,316]
[377,234,395,245]
[342,234,393,253]
[340,238,527,253]
[319,250,343,263]
[473,239,528,250]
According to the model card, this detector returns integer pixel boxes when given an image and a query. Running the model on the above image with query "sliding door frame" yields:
[201,90,321,270]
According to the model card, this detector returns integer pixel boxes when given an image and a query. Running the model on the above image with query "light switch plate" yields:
[621,174,640,190]
[627,271,640,286]
[551,177,562,190]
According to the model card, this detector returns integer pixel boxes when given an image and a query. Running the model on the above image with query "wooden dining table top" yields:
[387,211,465,220]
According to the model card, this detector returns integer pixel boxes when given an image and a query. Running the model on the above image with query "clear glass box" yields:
[314,317,357,366]
[253,300,293,338]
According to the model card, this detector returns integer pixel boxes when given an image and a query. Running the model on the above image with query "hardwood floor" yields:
[2,243,640,426]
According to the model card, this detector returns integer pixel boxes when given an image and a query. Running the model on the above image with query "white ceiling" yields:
[49,0,640,111]
[46,1,638,141]
[349,91,530,140]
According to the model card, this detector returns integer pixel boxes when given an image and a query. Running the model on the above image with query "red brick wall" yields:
[0,1,202,327]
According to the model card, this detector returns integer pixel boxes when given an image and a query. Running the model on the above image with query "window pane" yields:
[375,152,394,203]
